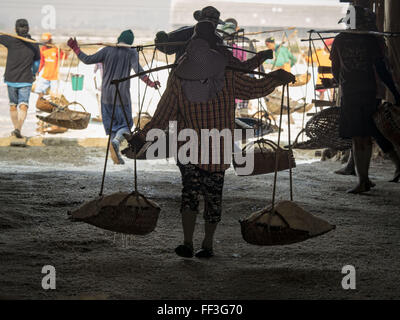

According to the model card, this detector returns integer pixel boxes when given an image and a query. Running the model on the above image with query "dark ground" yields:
[0,146,399,299]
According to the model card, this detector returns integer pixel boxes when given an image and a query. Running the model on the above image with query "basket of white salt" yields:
[240,200,335,246]
[69,192,160,235]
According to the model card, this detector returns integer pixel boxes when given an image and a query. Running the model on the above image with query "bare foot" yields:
[335,166,356,176]
[347,182,371,194]
[389,172,400,183]
[368,179,376,188]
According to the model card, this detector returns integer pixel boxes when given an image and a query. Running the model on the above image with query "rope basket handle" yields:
[292,128,307,147]
[142,111,152,117]
[247,206,291,231]
[242,138,284,153]
[118,191,154,209]
[264,207,291,233]
[66,101,88,113]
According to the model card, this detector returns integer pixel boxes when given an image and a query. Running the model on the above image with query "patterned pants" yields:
[178,163,225,224]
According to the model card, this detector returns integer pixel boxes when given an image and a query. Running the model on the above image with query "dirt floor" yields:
[0,145,399,300]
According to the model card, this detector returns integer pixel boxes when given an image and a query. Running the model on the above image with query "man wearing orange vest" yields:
[35,33,68,98]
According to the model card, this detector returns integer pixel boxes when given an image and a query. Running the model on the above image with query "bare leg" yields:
[202,222,217,250]
[182,209,197,247]
[175,208,197,258]
[195,222,217,258]
[319,91,325,111]
[17,104,28,132]
[10,105,19,131]
[387,149,400,183]
[348,136,372,194]
[335,149,356,175]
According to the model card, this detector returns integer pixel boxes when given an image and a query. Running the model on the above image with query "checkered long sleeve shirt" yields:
[140,68,294,172]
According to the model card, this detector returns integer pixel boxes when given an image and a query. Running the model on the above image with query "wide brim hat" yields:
[193,6,225,25]
[175,38,227,80]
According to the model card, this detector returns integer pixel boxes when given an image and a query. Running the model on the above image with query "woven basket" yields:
[265,90,308,115]
[133,112,152,129]
[240,201,335,246]
[36,102,91,130]
[36,95,70,113]
[233,138,296,176]
[293,107,352,151]
[373,102,400,151]
[36,97,58,113]
[123,131,171,160]
[51,95,70,107]
[69,192,161,235]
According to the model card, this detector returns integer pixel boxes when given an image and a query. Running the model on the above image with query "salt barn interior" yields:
[0,0,400,302]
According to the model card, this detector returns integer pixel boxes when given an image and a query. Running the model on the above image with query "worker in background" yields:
[330,5,400,193]
[35,33,69,99]
[0,19,40,138]
[67,30,160,165]
[305,38,334,104]
[221,21,249,117]
[265,37,297,72]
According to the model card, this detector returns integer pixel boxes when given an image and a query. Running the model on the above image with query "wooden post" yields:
[374,0,385,32]
[384,0,400,102]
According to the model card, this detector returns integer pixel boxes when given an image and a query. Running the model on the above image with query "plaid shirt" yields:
[140,68,293,172]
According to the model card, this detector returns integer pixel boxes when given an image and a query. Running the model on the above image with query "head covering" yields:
[224,18,238,29]
[175,38,227,80]
[265,37,275,43]
[155,31,169,44]
[221,22,236,35]
[117,30,134,45]
[175,39,227,103]
[41,32,52,42]
[338,5,377,31]
[356,6,378,31]
[192,21,219,49]
[193,6,224,26]
[15,19,29,37]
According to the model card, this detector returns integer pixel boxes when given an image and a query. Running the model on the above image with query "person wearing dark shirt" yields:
[330,6,400,193]
[67,30,160,165]
[0,19,40,138]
